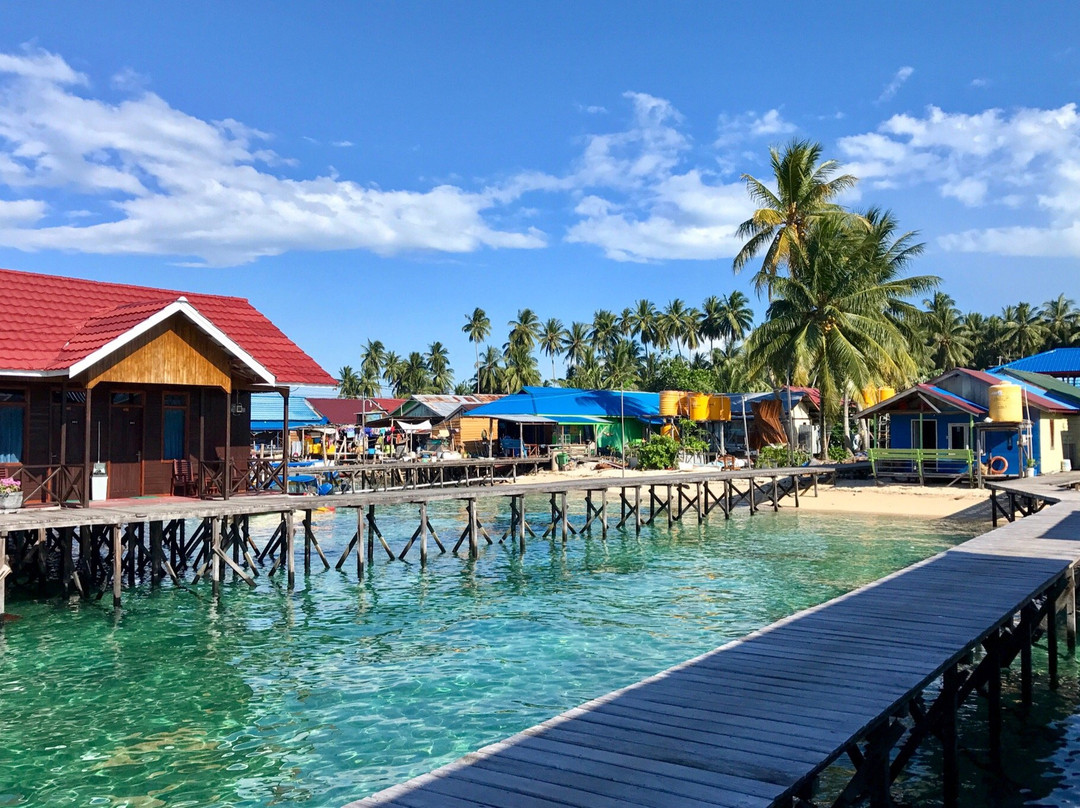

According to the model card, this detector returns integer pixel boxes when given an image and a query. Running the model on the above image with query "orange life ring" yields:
[988,455,1008,475]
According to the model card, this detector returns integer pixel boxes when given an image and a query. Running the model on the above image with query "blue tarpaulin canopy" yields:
[468,387,659,420]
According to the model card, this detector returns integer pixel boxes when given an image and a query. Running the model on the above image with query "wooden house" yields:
[0,268,334,505]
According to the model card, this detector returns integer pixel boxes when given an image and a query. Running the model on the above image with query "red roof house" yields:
[0,268,333,504]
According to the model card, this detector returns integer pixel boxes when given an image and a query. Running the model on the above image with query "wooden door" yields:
[109,400,144,498]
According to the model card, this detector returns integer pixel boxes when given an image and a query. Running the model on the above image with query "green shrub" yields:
[637,435,681,470]
[827,444,848,462]
[758,445,810,467]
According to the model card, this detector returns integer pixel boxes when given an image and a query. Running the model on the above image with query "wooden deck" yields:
[345,475,1080,808]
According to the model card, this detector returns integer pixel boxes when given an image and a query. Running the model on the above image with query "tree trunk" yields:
[819,401,829,461]
[842,394,855,455]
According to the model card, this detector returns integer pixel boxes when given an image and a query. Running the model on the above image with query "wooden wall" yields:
[83,316,233,392]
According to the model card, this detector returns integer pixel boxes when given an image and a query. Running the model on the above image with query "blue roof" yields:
[996,348,1080,376]
[468,387,660,419]
[250,393,328,431]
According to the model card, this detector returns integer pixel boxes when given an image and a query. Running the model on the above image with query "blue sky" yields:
[0,3,1078,385]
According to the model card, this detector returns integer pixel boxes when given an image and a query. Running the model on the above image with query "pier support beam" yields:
[285,510,296,589]
[986,629,1002,768]
[0,531,7,617]
[941,665,960,808]
[111,523,122,609]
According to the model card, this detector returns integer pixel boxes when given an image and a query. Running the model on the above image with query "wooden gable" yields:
[80,315,235,391]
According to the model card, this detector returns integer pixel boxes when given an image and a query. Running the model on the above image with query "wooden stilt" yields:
[0,531,8,617]
[986,630,1002,768]
[112,523,122,609]
[211,517,222,598]
[1068,564,1076,655]
[941,664,960,808]
[357,507,365,578]
[560,492,568,542]
[367,505,377,562]
[149,521,163,585]
[600,489,608,539]
[468,498,478,558]
[303,509,312,574]
[1049,585,1060,690]
[419,502,428,566]
[634,486,641,535]
[1021,605,1034,709]
[285,510,296,589]
[666,485,673,528]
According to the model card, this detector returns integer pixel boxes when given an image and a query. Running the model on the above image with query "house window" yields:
[949,424,969,451]
[111,392,144,407]
[0,389,26,463]
[163,393,187,461]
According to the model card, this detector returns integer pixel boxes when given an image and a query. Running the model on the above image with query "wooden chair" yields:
[172,460,197,496]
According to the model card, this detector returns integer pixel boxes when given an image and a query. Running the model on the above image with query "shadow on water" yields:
[2,499,1071,807]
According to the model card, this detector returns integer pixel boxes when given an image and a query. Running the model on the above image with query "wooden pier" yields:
[344,474,1080,808]
[0,465,841,614]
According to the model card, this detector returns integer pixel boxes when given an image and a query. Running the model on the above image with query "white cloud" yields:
[877,66,914,103]
[971,78,990,89]
[332,140,354,148]
[839,103,1080,256]
[0,48,544,265]
[716,109,796,146]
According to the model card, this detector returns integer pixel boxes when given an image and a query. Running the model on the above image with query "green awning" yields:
[549,415,610,425]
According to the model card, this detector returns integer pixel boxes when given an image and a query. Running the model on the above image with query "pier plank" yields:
[344,476,1080,808]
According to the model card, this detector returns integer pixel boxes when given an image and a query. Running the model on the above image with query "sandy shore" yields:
[521,465,991,522]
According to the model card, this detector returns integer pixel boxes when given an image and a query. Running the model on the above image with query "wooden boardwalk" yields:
[345,476,1080,808]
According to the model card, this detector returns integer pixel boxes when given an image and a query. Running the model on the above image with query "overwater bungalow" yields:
[859,367,1080,483]
[0,268,334,505]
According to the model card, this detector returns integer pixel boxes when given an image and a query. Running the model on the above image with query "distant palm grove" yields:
[337,141,1080,436]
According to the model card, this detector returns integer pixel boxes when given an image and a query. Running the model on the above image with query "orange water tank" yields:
[690,393,710,421]
[707,395,731,421]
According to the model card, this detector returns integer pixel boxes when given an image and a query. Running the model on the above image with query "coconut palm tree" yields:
[591,309,619,356]
[605,339,641,390]
[734,139,858,298]
[923,292,973,372]
[681,307,704,357]
[568,351,604,389]
[716,291,754,346]
[426,341,453,393]
[337,365,362,398]
[462,308,491,393]
[396,352,433,396]
[382,351,403,394]
[660,299,694,357]
[1041,294,1080,349]
[502,343,541,391]
[700,296,725,349]
[627,299,659,360]
[508,308,542,352]
[477,346,503,394]
[562,322,591,371]
[748,210,937,457]
[539,318,567,384]
[360,339,386,387]
[1001,302,1047,360]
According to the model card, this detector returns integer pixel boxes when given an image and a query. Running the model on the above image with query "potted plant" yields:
[0,476,22,510]
[1026,458,1038,478]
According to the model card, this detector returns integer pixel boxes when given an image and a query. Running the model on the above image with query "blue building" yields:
[859,368,1079,480]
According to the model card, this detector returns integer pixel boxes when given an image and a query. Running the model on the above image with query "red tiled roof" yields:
[0,268,333,385]
[307,397,404,424]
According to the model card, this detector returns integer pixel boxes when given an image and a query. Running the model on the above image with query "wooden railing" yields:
[197,460,248,499]
[0,464,86,507]
[247,458,286,493]
[869,448,974,484]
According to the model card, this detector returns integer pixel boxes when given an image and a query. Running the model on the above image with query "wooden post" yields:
[419,502,428,566]
[111,523,122,609]
[468,498,478,559]
[1068,564,1077,655]
[285,510,296,589]
[357,507,365,578]
[198,389,206,498]
[0,531,7,617]
[1049,588,1060,690]
[695,482,702,521]
[281,388,290,494]
[986,630,1002,768]
[601,489,608,539]
[1021,605,1034,709]
[150,521,163,585]
[793,473,800,508]
[223,389,232,501]
[83,389,93,506]
[560,492,568,542]
[304,509,312,574]
[634,486,641,535]
[367,505,376,563]
[942,664,960,808]
[211,517,222,597]
[666,484,673,528]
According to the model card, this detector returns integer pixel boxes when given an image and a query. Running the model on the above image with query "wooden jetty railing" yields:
[0,465,843,611]
[345,474,1080,808]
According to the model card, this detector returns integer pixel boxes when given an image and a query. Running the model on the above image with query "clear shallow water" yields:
[0,498,1001,807]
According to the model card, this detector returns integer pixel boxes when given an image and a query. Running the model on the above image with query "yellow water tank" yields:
[660,423,679,440]
[708,395,731,421]
[877,386,895,403]
[677,393,692,418]
[659,390,682,417]
[860,387,878,408]
[690,393,710,421]
[989,383,1023,422]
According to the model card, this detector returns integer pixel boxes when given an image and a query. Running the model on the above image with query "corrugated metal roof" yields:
[858,383,986,418]
[306,397,400,424]
[999,369,1080,407]
[997,348,1080,376]
[394,394,504,419]
[250,393,328,430]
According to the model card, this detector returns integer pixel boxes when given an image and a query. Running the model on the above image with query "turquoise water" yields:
[0,498,1003,807]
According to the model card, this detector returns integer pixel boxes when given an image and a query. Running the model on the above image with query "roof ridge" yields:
[0,266,252,307]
